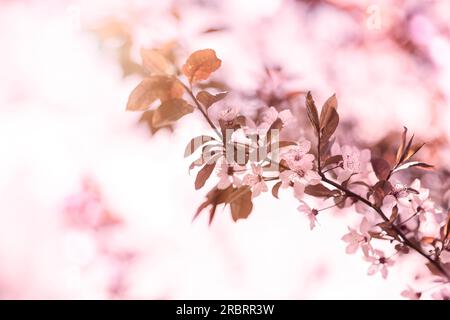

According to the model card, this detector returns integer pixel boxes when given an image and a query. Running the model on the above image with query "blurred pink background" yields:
[0,0,450,299]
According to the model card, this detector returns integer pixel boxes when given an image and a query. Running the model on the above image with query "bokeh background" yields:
[1,0,450,299]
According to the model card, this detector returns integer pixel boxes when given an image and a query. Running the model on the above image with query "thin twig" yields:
[177,79,223,141]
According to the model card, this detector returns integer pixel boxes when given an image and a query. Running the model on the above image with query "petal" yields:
[382,195,396,210]
[330,142,341,156]
[279,171,293,188]
[217,176,231,190]
[305,170,321,185]
[360,149,371,162]
[346,242,359,254]
[293,183,305,198]
[301,153,315,163]
[279,109,294,125]
[337,170,352,184]
[232,176,242,187]
[297,140,311,155]
[381,266,388,279]
[361,244,371,257]
[243,174,256,186]
[259,181,268,193]
[367,264,379,276]
[359,217,371,234]
[252,186,261,198]
[309,215,317,230]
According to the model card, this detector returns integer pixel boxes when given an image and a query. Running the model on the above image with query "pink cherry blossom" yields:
[336,145,371,183]
[209,104,240,124]
[243,164,268,197]
[382,183,413,212]
[281,140,312,166]
[431,287,450,300]
[401,286,421,300]
[216,160,244,190]
[297,201,318,230]
[409,179,436,221]
[279,153,321,198]
[341,217,373,256]
[365,249,394,279]
[260,106,294,129]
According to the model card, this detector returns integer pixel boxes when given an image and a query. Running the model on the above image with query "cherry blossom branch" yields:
[128,47,450,297]
[317,160,450,281]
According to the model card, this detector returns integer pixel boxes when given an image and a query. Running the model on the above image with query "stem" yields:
[397,210,420,227]
[178,79,223,141]
[317,197,347,212]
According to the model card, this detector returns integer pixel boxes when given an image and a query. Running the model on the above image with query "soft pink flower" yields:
[431,287,450,300]
[336,145,371,183]
[341,217,373,256]
[281,140,312,165]
[243,164,268,197]
[297,201,318,230]
[260,106,294,129]
[209,104,240,124]
[409,179,435,221]
[401,286,421,300]
[279,153,321,198]
[365,249,394,279]
[216,160,244,190]
[382,183,412,212]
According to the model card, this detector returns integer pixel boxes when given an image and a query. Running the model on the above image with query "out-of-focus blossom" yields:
[259,106,294,129]
[365,250,394,279]
[63,177,121,229]
[431,287,450,300]
[209,104,240,124]
[401,286,421,300]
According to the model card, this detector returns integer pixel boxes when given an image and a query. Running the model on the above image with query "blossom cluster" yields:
[127,47,450,299]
